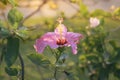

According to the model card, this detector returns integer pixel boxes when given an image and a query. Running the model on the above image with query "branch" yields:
[18,53,24,80]
[0,47,5,65]
[63,0,79,12]
[0,39,6,65]
[21,0,47,23]
[54,67,58,80]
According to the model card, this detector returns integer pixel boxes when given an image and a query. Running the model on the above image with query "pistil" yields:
[56,38,67,45]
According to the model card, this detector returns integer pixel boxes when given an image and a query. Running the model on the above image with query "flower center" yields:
[56,38,67,45]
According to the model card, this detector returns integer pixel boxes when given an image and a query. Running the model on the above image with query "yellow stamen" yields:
[57,17,64,39]
[57,17,63,24]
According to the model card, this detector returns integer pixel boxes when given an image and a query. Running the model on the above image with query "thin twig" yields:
[63,0,79,12]
[0,39,6,65]
[21,0,47,24]
[0,46,5,65]
[18,53,24,80]
[110,26,120,32]
[54,67,58,80]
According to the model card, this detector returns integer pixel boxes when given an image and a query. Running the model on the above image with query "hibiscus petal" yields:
[71,43,77,54]
[65,32,83,54]
[34,32,58,53]
[34,39,47,53]
[66,32,83,43]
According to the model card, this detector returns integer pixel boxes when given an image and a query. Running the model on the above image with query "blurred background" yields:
[0,0,120,18]
[0,0,120,80]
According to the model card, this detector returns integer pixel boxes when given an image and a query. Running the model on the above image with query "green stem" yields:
[48,47,65,80]
[54,50,62,80]
[0,46,5,65]
[54,56,59,80]
[54,67,58,80]
[18,53,24,80]
[0,39,6,65]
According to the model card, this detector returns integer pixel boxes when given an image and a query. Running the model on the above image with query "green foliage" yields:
[79,1,89,17]
[113,8,120,16]
[27,53,50,67]
[99,17,105,26]
[77,17,120,80]
[8,0,17,6]
[0,20,11,38]
[0,27,11,38]
[90,9,111,17]
[5,67,18,76]
[15,27,29,40]
[8,8,23,29]
[109,40,118,50]
[70,0,77,3]
[113,8,120,20]
[0,0,8,4]
[5,37,19,67]
[0,20,5,28]
[0,0,17,6]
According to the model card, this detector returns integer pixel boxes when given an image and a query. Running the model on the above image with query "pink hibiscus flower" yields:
[34,18,83,54]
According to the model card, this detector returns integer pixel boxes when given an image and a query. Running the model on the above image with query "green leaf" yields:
[114,69,120,78]
[5,67,18,76]
[79,1,89,17]
[8,0,17,6]
[90,9,111,17]
[27,54,43,65]
[0,28,11,38]
[0,20,10,38]
[70,0,77,3]
[99,17,105,26]
[27,53,50,67]
[86,54,99,63]
[109,40,117,50]
[15,29,29,40]
[40,60,51,67]
[113,8,120,20]
[0,20,5,28]
[8,8,23,29]
[113,8,120,16]
[5,37,19,67]
[114,48,120,62]
[98,68,109,80]
[0,0,8,4]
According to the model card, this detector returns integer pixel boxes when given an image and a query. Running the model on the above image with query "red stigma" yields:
[57,38,67,45]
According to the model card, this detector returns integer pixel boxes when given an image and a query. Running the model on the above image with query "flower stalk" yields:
[54,47,64,80]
